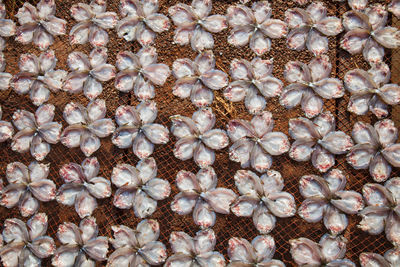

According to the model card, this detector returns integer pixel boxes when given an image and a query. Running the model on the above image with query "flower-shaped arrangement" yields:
[61,99,115,157]
[12,50,67,106]
[228,235,285,266]
[11,104,62,161]
[108,219,167,266]
[172,50,228,107]
[231,170,296,233]
[57,157,111,218]
[112,101,169,159]
[279,55,344,118]
[360,247,400,266]
[63,47,116,100]
[290,234,355,266]
[224,57,283,114]
[69,0,118,47]
[171,108,229,167]
[285,2,343,55]
[298,169,364,235]
[227,111,290,173]
[0,0,15,51]
[171,167,237,228]
[166,229,225,266]
[359,178,400,246]
[344,63,400,118]
[114,47,170,101]
[341,2,400,63]
[111,157,170,218]
[0,105,13,142]
[289,111,353,173]
[0,53,12,91]
[169,0,227,51]
[52,217,108,266]
[117,0,170,46]
[347,119,400,182]
[226,1,287,56]
[0,161,55,217]
[15,0,67,50]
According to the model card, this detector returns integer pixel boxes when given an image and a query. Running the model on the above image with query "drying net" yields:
[0,0,399,265]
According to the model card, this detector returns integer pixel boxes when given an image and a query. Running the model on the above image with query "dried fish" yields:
[70,0,118,47]
[11,50,67,106]
[0,213,55,267]
[114,47,170,101]
[298,169,364,235]
[228,235,284,266]
[285,2,342,55]
[63,47,116,100]
[117,0,170,46]
[56,157,111,218]
[231,170,296,233]
[0,1,16,51]
[111,157,170,218]
[11,104,62,161]
[347,119,400,182]
[171,108,229,167]
[358,178,400,246]
[169,0,227,51]
[165,229,224,267]
[290,234,355,266]
[389,0,400,18]
[0,53,11,91]
[289,111,353,172]
[280,55,344,118]
[112,101,169,159]
[360,247,400,266]
[0,105,13,142]
[0,162,55,217]
[171,167,237,228]
[52,217,108,266]
[15,0,66,50]
[224,57,283,114]
[61,99,115,157]
[227,111,290,173]
[227,1,287,56]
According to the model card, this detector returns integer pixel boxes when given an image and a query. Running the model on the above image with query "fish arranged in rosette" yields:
[0,105,13,143]
[0,0,16,51]
[359,247,400,267]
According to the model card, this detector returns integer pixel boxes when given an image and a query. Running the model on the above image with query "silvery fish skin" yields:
[231,170,296,234]
[171,108,229,167]
[285,2,342,56]
[0,161,56,218]
[169,0,227,52]
[341,2,400,63]
[63,47,116,100]
[52,217,109,266]
[389,0,400,18]
[11,104,62,161]
[117,0,170,47]
[60,99,115,157]
[347,119,400,182]
[290,234,355,266]
[344,63,400,118]
[172,50,228,107]
[227,111,290,173]
[298,169,364,235]
[359,178,400,246]
[226,1,287,56]
[280,55,344,118]
[111,157,170,218]
[108,219,167,266]
[11,50,67,106]
[288,111,353,172]
[69,0,118,47]
[171,167,237,228]
[228,235,285,266]
[0,213,56,267]
[0,0,16,51]
[165,229,225,267]
[112,101,169,159]
[0,53,12,91]
[56,157,111,218]
[224,57,283,114]
[114,47,170,101]
[0,105,13,142]
[360,247,400,267]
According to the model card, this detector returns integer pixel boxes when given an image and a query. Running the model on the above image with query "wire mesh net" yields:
[0,0,399,266]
